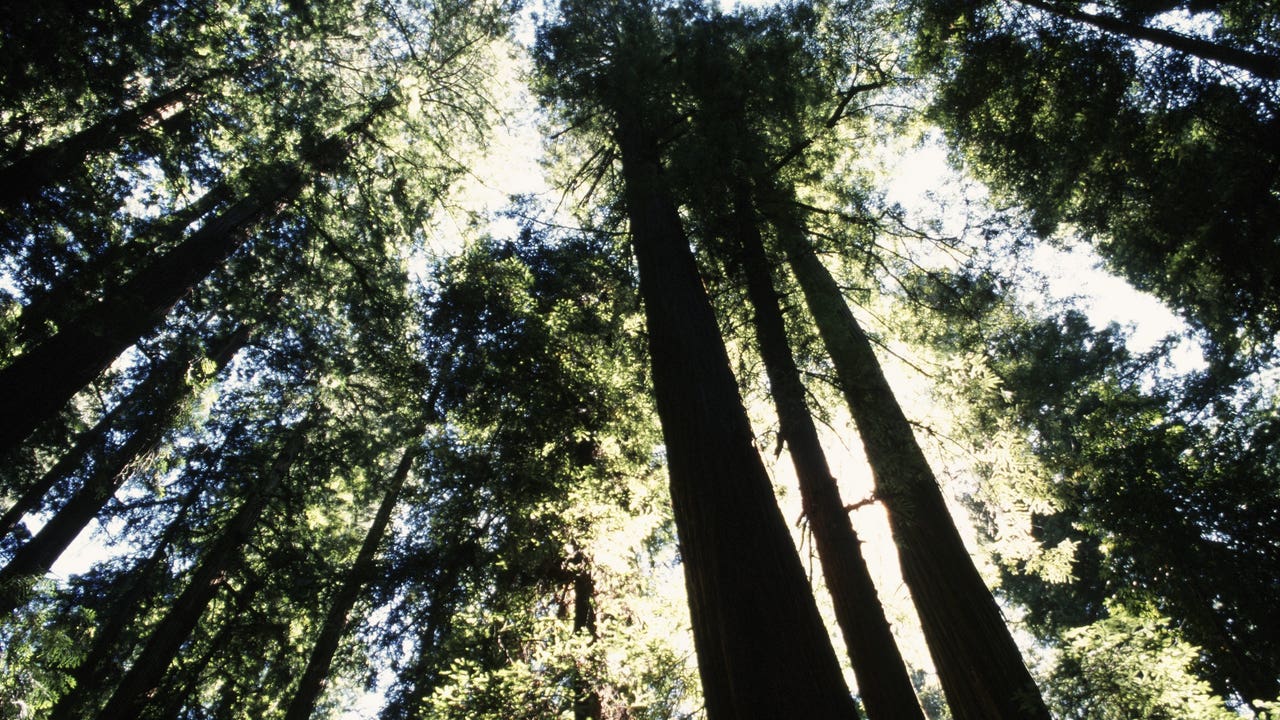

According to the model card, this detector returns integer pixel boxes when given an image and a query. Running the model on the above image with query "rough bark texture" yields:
[1018,0,1280,79]
[613,112,858,720]
[767,196,1050,720]
[284,446,416,720]
[0,324,252,616]
[731,188,925,720]
[94,422,309,720]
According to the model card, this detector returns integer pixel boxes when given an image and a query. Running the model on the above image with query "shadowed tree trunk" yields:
[46,478,209,720]
[0,321,251,539]
[0,323,253,616]
[612,107,859,719]
[283,445,417,720]
[12,179,236,348]
[765,191,1050,720]
[0,96,392,456]
[93,417,311,720]
[0,77,202,212]
[730,185,926,720]
[572,559,601,720]
[147,573,265,720]
[1016,0,1280,79]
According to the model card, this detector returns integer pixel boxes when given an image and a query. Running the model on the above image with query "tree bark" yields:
[0,80,196,212]
[572,562,601,720]
[283,446,417,720]
[0,320,248,539]
[46,480,206,720]
[764,192,1050,720]
[0,96,391,457]
[612,111,858,720]
[731,186,926,720]
[0,324,252,616]
[1018,0,1280,79]
[93,419,310,720]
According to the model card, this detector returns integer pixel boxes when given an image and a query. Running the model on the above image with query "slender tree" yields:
[0,96,392,456]
[93,413,313,720]
[284,444,418,720]
[730,185,926,720]
[1012,0,1280,78]
[762,188,1051,720]
[0,323,253,616]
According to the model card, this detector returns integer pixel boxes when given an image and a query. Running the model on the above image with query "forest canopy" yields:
[0,1,1276,719]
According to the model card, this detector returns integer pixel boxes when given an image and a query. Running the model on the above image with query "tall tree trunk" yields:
[764,192,1050,720]
[572,564,601,720]
[612,111,858,720]
[46,479,207,720]
[0,80,196,212]
[1018,0,1280,79]
[146,574,264,720]
[93,418,310,720]
[283,446,417,720]
[0,324,252,616]
[12,179,234,347]
[0,97,390,456]
[731,186,926,720]
[0,320,249,539]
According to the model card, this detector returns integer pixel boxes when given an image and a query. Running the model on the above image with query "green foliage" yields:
[1048,604,1239,720]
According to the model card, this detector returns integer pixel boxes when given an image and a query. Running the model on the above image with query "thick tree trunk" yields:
[1018,0,1280,79]
[0,324,252,616]
[13,179,234,347]
[0,80,196,212]
[613,112,858,720]
[283,446,417,720]
[46,480,206,720]
[731,187,926,720]
[766,195,1050,720]
[0,171,301,456]
[93,420,309,720]
[0,320,248,539]
[0,97,389,456]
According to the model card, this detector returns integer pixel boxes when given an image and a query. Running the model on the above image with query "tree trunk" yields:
[12,179,234,347]
[0,324,252,616]
[764,192,1050,720]
[0,96,390,456]
[572,561,601,720]
[146,575,264,720]
[283,446,417,720]
[1018,0,1280,79]
[0,80,196,212]
[731,186,926,720]
[46,480,206,720]
[93,419,310,720]
[0,320,248,539]
[612,112,858,720]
